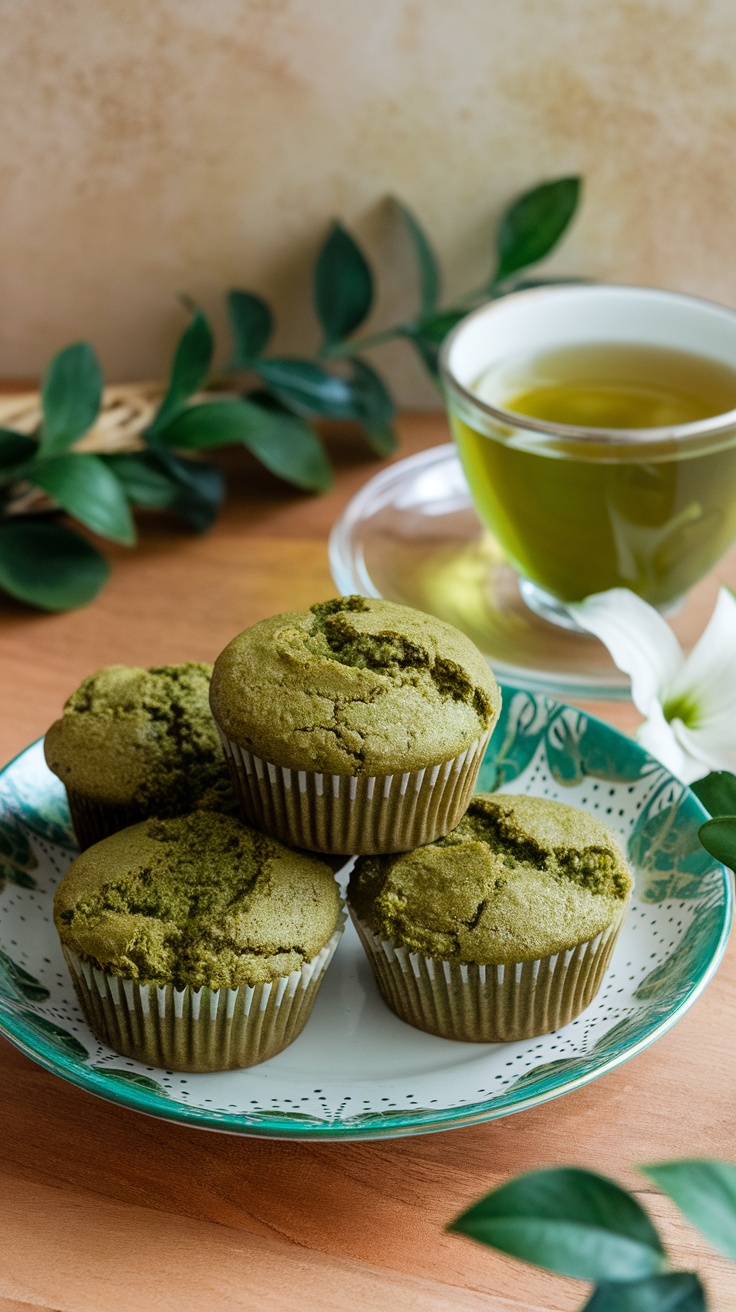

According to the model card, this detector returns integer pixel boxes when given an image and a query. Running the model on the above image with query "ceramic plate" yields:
[0,686,730,1141]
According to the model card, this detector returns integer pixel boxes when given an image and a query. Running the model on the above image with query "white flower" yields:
[568,586,736,785]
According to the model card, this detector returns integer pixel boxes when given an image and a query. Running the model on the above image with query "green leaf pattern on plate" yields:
[0,815,38,891]
[93,1069,169,1096]
[0,949,49,1003]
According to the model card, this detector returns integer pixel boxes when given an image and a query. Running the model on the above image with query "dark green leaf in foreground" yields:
[39,342,103,455]
[150,309,214,434]
[162,397,332,492]
[249,358,356,418]
[392,197,441,316]
[0,520,109,610]
[0,430,37,471]
[493,176,581,285]
[32,453,136,546]
[698,817,736,870]
[642,1159,736,1261]
[583,1273,705,1312]
[227,290,273,366]
[449,1168,667,1282]
[348,358,398,454]
[691,771,736,818]
[315,221,373,345]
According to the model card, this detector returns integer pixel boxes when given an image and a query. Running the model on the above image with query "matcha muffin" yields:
[45,663,235,849]
[54,810,344,1071]
[210,596,501,854]
[348,793,632,1042]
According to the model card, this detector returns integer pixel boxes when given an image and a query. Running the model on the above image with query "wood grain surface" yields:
[0,414,732,1312]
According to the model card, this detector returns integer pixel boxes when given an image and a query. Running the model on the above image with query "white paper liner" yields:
[62,910,345,1072]
[350,901,628,1042]
[217,726,492,854]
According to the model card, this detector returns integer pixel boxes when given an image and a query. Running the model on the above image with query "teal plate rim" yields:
[0,685,731,1141]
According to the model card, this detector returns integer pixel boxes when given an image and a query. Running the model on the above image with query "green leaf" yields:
[239,409,332,493]
[227,290,273,365]
[404,309,468,378]
[0,430,37,470]
[31,453,135,546]
[698,816,736,869]
[641,1160,736,1261]
[348,358,398,454]
[150,309,214,433]
[392,197,440,315]
[249,358,356,418]
[583,1273,705,1312]
[161,397,332,493]
[494,177,581,285]
[39,342,103,455]
[145,443,224,531]
[691,771,736,817]
[449,1168,667,1282]
[104,453,179,509]
[314,221,373,345]
[160,397,276,447]
[0,520,109,610]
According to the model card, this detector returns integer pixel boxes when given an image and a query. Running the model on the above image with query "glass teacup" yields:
[439,285,736,626]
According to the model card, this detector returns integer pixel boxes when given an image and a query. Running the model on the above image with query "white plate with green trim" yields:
[0,684,730,1140]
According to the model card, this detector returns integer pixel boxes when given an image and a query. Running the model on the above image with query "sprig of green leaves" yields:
[0,177,583,612]
[224,175,583,447]
[450,1159,736,1309]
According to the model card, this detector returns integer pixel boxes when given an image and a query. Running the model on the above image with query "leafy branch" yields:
[0,177,582,611]
[451,1159,736,1309]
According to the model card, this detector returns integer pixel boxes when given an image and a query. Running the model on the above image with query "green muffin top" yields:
[209,596,500,775]
[349,793,632,963]
[54,811,342,989]
[44,663,234,812]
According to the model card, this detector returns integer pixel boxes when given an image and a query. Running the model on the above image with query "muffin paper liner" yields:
[65,789,148,851]
[217,727,493,855]
[350,902,628,1043]
[61,911,345,1072]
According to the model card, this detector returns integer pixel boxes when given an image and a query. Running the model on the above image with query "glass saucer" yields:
[329,443,736,700]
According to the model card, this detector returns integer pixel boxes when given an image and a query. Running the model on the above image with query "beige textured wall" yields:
[1,0,735,404]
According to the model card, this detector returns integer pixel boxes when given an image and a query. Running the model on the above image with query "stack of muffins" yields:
[47,596,631,1073]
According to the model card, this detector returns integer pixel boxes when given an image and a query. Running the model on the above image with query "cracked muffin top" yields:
[348,793,632,963]
[44,663,233,812]
[209,596,501,775]
[54,811,341,989]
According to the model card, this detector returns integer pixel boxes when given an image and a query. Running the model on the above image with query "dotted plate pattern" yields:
[0,684,730,1141]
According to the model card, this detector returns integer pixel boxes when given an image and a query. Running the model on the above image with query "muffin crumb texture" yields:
[210,596,501,774]
[349,793,632,963]
[44,663,233,811]
[54,811,340,989]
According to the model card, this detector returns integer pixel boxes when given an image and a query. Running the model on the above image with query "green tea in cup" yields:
[440,286,736,619]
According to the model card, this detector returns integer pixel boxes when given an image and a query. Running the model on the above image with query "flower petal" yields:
[671,586,736,722]
[569,589,683,715]
[636,704,692,781]
[671,717,736,778]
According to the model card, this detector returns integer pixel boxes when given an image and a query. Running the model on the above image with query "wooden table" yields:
[0,415,732,1312]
